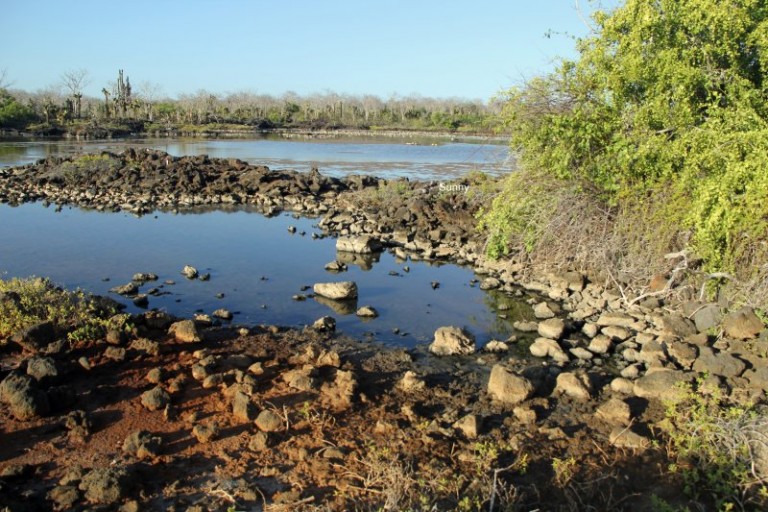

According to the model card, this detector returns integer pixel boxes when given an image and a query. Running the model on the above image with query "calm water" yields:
[0,136,512,180]
[0,137,525,348]
[0,203,526,347]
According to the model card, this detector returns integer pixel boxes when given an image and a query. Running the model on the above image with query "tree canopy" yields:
[484,0,768,284]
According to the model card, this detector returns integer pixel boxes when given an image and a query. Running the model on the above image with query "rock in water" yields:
[429,326,475,356]
[356,305,379,318]
[313,281,358,300]
[181,265,198,279]
[336,236,382,254]
[212,308,233,320]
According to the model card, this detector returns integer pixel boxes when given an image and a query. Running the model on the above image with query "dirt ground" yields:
[0,312,687,512]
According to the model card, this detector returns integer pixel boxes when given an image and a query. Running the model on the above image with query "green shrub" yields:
[0,277,124,343]
[480,0,768,300]
[663,381,768,510]
[60,153,122,184]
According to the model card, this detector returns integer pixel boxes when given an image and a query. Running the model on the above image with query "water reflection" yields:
[314,295,359,315]
[0,203,533,347]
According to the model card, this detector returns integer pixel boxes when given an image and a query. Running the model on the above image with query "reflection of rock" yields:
[314,295,358,315]
[335,251,379,271]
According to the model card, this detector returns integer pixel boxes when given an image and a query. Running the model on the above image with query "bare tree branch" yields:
[60,68,90,96]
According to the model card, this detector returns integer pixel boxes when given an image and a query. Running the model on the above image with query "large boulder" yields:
[487,365,535,405]
[633,370,695,402]
[313,281,358,300]
[336,236,382,254]
[429,326,475,356]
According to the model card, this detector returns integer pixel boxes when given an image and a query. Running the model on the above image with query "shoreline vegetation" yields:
[0,75,502,140]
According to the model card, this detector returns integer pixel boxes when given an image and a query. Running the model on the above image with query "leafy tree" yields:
[0,89,37,129]
[483,0,768,281]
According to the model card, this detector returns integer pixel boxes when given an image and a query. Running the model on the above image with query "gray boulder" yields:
[11,321,56,352]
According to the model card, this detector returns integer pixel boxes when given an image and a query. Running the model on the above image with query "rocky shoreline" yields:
[1,149,768,510]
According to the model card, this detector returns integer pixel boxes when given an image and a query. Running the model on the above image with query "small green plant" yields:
[552,456,577,487]
[663,380,768,510]
[0,276,124,346]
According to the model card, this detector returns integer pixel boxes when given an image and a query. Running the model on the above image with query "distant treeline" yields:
[0,69,501,136]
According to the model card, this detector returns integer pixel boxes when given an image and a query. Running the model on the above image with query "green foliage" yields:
[482,0,768,282]
[0,89,37,129]
[351,179,414,210]
[663,380,768,510]
[0,277,111,339]
[60,154,122,184]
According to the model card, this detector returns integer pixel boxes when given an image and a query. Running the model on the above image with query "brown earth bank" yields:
[1,149,768,511]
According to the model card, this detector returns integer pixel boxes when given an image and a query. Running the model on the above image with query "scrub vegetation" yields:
[480,0,768,307]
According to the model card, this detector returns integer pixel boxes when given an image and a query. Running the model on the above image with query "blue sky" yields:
[2,0,615,101]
